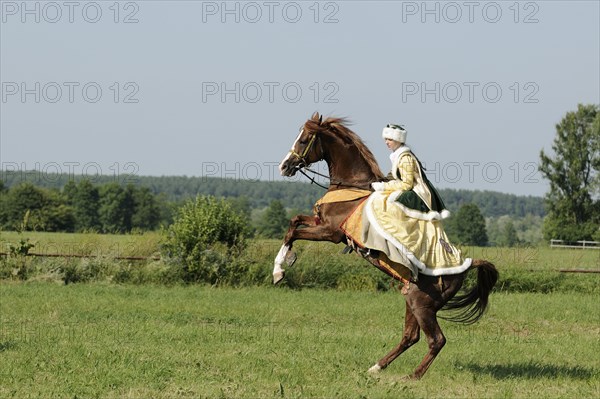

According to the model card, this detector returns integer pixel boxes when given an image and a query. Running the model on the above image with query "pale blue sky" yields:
[1,0,599,196]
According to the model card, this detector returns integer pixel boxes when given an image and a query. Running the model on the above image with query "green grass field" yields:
[0,284,598,398]
[0,231,163,258]
[0,232,599,397]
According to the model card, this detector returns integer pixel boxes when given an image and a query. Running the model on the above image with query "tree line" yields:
[0,180,170,233]
[0,177,540,246]
[1,172,545,217]
[0,173,545,240]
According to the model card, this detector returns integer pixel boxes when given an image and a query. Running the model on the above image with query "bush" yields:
[61,258,109,284]
[161,196,247,284]
[1,236,36,280]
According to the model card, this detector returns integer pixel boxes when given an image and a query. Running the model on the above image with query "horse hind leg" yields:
[368,306,420,373]
[407,308,446,380]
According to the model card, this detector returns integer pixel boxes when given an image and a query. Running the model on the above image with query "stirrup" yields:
[341,245,354,254]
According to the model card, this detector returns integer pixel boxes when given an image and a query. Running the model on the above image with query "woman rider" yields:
[360,123,469,280]
[371,124,451,221]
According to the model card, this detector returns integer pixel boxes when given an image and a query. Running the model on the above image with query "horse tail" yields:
[440,259,499,325]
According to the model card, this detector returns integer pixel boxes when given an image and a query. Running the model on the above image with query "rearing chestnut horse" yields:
[275,112,499,380]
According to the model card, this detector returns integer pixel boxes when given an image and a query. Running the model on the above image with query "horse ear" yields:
[311,111,321,123]
[319,114,323,124]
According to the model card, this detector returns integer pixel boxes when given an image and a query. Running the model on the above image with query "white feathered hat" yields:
[382,124,407,143]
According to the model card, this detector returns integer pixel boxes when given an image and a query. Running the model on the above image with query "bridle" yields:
[288,131,319,167]
[288,130,372,191]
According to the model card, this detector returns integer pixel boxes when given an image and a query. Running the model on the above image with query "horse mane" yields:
[319,116,386,180]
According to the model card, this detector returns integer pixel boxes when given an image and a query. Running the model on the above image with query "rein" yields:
[296,166,330,190]
[296,165,372,191]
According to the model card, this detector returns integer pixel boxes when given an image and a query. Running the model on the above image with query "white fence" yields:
[550,240,600,249]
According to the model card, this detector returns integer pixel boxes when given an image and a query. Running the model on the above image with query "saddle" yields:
[314,188,414,282]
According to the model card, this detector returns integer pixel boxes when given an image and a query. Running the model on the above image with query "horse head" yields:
[279,112,385,184]
[279,111,326,177]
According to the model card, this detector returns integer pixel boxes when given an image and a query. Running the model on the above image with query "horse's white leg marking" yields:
[368,364,382,374]
[273,244,290,284]
[274,244,289,267]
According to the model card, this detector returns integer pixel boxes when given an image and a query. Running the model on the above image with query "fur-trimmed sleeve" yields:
[382,153,416,192]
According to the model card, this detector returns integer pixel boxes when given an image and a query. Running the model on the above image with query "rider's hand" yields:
[371,182,385,192]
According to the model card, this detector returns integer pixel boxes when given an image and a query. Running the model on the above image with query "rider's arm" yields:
[382,153,415,192]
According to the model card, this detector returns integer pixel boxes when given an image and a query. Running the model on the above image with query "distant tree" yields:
[99,183,135,233]
[132,186,161,231]
[157,193,177,227]
[42,203,76,232]
[63,180,78,205]
[516,214,544,245]
[500,220,520,247]
[0,183,75,231]
[73,180,101,231]
[2,183,48,230]
[257,200,289,239]
[227,196,252,220]
[594,228,600,242]
[539,104,600,241]
[453,203,488,246]
[0,180,10,226]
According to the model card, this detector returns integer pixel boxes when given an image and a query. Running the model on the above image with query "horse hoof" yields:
[368,364,382,374]
[273,271,285,285]
[285,251,297,267]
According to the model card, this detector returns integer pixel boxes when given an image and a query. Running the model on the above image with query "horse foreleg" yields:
[273,215,319,284]
[368,306,420,373]
[273,243,298,284]
[273,216,343,284]
[407,308,446,380]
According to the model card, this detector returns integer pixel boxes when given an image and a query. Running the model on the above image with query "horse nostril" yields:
[279,160,288,175]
